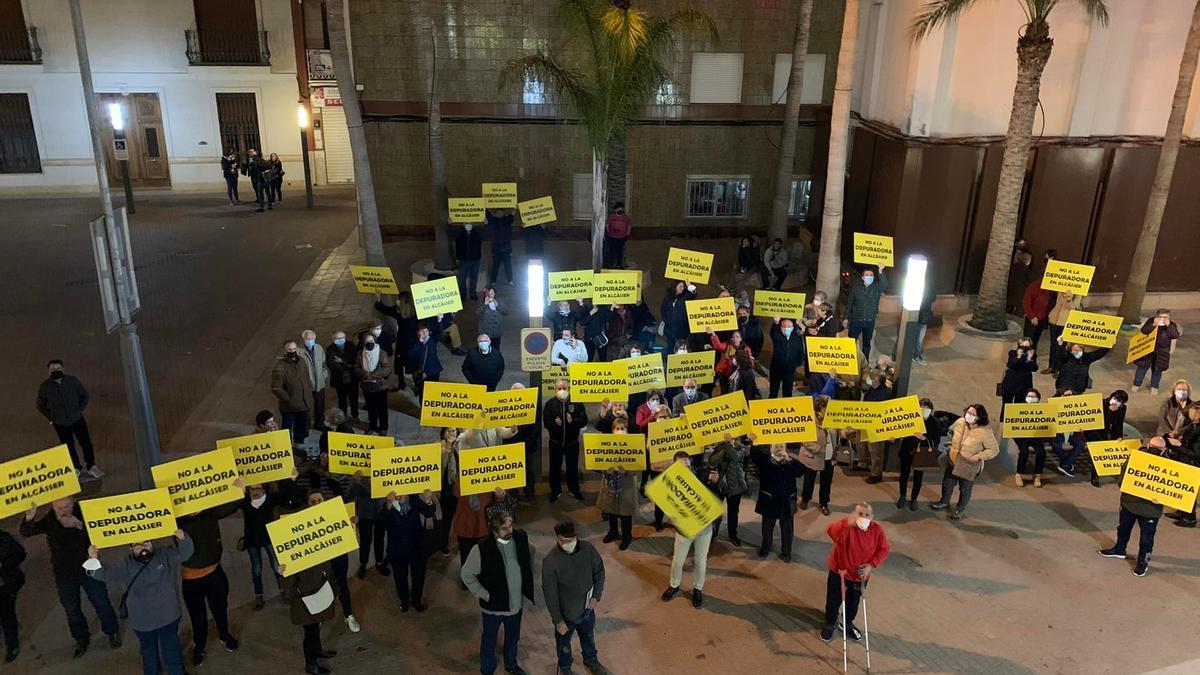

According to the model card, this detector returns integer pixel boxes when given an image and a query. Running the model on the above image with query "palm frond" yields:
[499,53,593,111]
[560,0,606,73]
[1074,0,1109,26]
[910,0,979,42]
[601,7,650,62]
[657,7,719,45]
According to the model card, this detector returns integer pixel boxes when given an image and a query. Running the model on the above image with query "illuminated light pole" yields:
[297,103,314,208]
[526,259,546,501]
[893,254,928,398]
[109,101,135,215]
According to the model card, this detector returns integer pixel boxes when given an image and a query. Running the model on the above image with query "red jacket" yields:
[709,334,754,377]
[1021,283,1052,321]
[826,518,890,582]
[605,214,631,238]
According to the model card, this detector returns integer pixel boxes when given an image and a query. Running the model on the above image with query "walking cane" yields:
[839,569,848,673]
[862,577,872,671]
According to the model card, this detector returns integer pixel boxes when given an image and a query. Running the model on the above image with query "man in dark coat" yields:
[1132,310,1182,394]
[543,379,588,502]
[752,442,805,562]
[463,333,506,391]
[455,224,484,301]
[768,318,804,398]
[36,359,101,477]
[241,148,274,212]
[271,340,315,447]
[326,330,359,419]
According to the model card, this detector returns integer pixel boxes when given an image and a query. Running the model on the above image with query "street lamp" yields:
[109,101,135,215]
[297,103,314,208]
[893,254,928,398]
[526,258,545,499]
[527,260,545,319]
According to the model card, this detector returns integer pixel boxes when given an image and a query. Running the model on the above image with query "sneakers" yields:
[1033,476,1043,488]
[1133,561,1149,577]
[1097,548,1127,559]
[1172,518,1198,528]
[346,615,361,633]
[844,623,863,642]
[87,465,105,478]
[569,491,584,501]
[582,658,606,673]
[820,505,831,516]
[218,635,239,652]
[691,589,703,608]
[1055,464,1075,478]
[1150,387,1159,396]
[661,586,680,602]
[820,624,836,642]
[1014,474,1024,488]
[930,502,949,511]
[1131,385,1140,393]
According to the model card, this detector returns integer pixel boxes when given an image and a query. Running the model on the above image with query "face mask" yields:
[364,342,377,351]
[863,276,875,286]
[560,539,577,553]
[857,517,871,531]
[495,536,510,545]
[677,348,687,354]
[782,327,793,337]
[647,400,660,411]
[773,244,781,250]
[1072,351,1083,359]
[1026,396,1039,404]
[556,389,569,401]
[629,351,641,358]
[1019,343,1032,350]
[920,407,932,419]
[334,338,346,347]
[134,549,154,563]
[684,388,697,398]
[487,301,497,310]
[1177,390,1189,400]
[50,371,64,380]
[304,338,315,349]
[964,413,978,425]
[287,352,299,362]
[371,328,382,337]
[479,341,491,353]
[250,495,267,508]
[559,308,570,316]
[419,335,429,344]
[1110,398,1121,407]
[464,224,474,232]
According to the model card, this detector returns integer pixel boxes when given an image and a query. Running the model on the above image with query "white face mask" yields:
[629,351,641,358]
[464,224,474,232]
[684,388,697,398]
[1176,390,1189,400]
[556,389,569,401]
[1110,398,1121,406]
[371,328,382,337]
[495,536,510,545]
[857,516,871,531]
[479,341,491,353]
[1026,396,1039,404]
[560,539,577,553]
[250,495,267,508]
[964,413,978,425]
[677,348,687,354]
[647,400,660,411]
[920,407,932,420]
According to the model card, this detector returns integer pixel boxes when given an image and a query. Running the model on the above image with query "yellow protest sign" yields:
[482,182,518,208]
[150,447,240,517]
[421,381,487,429]
[644,461,723,538]
[457,444,526,496]
[873,396,925,439]
[822,400,879,430]
[518,195,557,226]
[215,429,295,484]
[1061,310,1123,348]
[411,275,462,319]
[592,271,641,305]
[853,233,894,267]
[548,270,594,301]
[583,433,647,470]
[1051,393,1105,432]
[806,337,860,374]
[1041,260,1095,295]
[1120,451,1200,512]
[623,353,666,394]
[647,416,700,464]
[349,265,399,294]
[326,432,391,475]
[0,445,81,520]
[81,488,176,548]
[449,197,487,223]
[664,247,714,284]
[748,397,816,445]
[371,444,442,497]
[754,290,807,318]
[1126,327,1159,364]
[685,391,749,447]
[480,387,539,428]
[1001,403,1057,438]
[569,361,630,403]
[686,297,738,333]
[542,365,569,399]
[268,497,358,576]
[666,351,715,387]
[1089,440,1135,477]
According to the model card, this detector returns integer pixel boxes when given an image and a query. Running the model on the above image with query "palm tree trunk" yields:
[591,151,607,271]
[327,0,386,267]
[768,0,814,244]
[428,28,454,271]
[968,22,1053,332]
[815,0,858,305]
[606,132,626,209]
[1118,0,1200,323]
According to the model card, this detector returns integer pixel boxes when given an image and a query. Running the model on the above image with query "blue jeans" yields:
[848,319,877,359]
[247,545,280,595]
[1053,432,1086,470]
[281,410,308,446]
[1133,364,1163,389]
[913,323,929,359]
[135,618,185,675]
[56,576,119,642]
[458,260,481,298]
[253,179,273,209]
[480,610,522,674]
[555,608,598,671]
[224,174,239,202]
[1114,506,1159,564]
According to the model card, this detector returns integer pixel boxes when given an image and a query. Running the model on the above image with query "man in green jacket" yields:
[1098,437,1167,577]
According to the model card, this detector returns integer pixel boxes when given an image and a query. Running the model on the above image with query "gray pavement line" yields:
[165,229,364,454]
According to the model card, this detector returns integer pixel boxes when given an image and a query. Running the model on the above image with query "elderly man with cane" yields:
[820,502,890,670]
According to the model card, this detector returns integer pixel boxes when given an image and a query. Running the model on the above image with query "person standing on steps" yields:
[819,502,890,643]
[1098,437,1168,577]
[461,512,534,675]
[543,520,606,674]
[36,359,103,478]
[1043,291,1081,377]
[844,265,888,360]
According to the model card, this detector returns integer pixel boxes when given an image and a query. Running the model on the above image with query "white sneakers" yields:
[88,466,105,479]
[346,615,360,633]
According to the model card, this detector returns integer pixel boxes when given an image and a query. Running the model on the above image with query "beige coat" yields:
[1048,292,1081,327]
[948,418,999,480]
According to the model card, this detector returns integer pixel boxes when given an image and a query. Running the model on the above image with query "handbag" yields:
[909,441,940,469]
[592,330,610,348]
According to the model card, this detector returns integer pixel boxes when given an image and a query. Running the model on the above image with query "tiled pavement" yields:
[5,193,1200,674]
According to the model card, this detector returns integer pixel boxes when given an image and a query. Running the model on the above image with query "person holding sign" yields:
[1166,405,1200,527]
[477,286,509,349]
[85,530,194,675]
[544,379,588,502]
[239,477,296,610]
[177,500,244,665]
[660,452,719,607]
[407,318,450,402]
[670,378,708,415]
[751,439,806,562]
[1055,337,1110,395]
[1044,291,1081,376]
[460,511,535,675]
[661,282,697,357]
[1013,389,1052,488]
[1131,310,1181,395]
[1098,438,1168,577]
[931,404,999,521]
[819,503,890,644]
[845,265,888,360]
[381,490,438,612]
[463,332,506,392]
[1085,391,1129,488]
[707,328,754,396]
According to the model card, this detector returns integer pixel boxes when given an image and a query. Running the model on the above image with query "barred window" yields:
[685,176,748,219]
[789,177,813,219]
[0,93,41,174]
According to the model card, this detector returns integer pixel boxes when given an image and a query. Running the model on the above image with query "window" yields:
[215,93,260,161]
[522,73,546,105]
[689,53,744,104]
[0,0,40,64]
[655,82,683,105]
[685,176,748,219]
[573,173,631,220]
[771,54,827,104]
[789,177,813,219]
[188,0,268,65]
[0,93,41,173]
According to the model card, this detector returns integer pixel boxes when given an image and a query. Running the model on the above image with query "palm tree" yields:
[1118,0,1200,323]
[503,0,717,271]
[815,0,860,305]
[912,0,1108,331]
[768,0,815,245]
[327,0,387,267]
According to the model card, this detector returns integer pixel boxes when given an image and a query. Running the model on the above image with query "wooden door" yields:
[132,94,169,184]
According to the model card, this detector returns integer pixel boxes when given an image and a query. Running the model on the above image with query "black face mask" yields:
[287,352,299,362]
[364,342,377,351]
[134,549,153,563]
[50,371,65,381]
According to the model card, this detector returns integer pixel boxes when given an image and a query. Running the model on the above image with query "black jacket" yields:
[576,305,612,342]
[523,225,545,258]
[374,300,419,358]
[543,398,588,448]
[1055,348,1109,394]
[476,530,534,613]
[899,414,944,458]
[239,483,294,549]
[730,365,760,401]
[455,228,483,262]
[737,244,762,271]
[178,501,242,570]
[1001,349,1038,397]
[463,349,506,389]
[381,498,437,559]
[752,447,804,518]
[37,374,90,426]
[268,159,285,183]
[326,340,359,387]
[242,155,271,183]
[20,505,91,583]
[769,323,805,375]
[488,212,514,253]
[660,290,694,339]
[546,307,577,341]
[221,156,238,178]
[0,530,26,593]
[739,315,765,356]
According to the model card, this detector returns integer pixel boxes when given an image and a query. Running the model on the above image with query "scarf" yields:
[361,345,380,373]
[604,471,625,492]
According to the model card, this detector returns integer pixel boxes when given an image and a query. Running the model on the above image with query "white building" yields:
[0,0,350,194]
